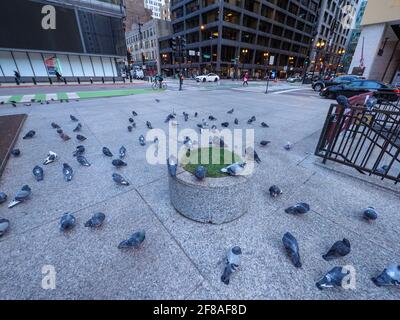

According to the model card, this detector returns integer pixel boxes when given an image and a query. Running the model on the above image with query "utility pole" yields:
[137,17,144,69]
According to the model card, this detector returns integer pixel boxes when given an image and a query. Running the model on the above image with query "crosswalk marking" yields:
[46,93,58,101]
[0,96,11,103]
[271,88,304,95]
[66,92,79,99]
[20,94,36,103]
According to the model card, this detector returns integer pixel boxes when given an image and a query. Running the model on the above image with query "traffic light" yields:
[170,37,177,52]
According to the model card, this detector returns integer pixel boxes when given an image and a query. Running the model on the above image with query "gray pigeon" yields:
[247,116,256,124]
[60,213,76,231]
[128,126,133,132]
[129,118,134,123]
[167,156,178,177]
[194,112,198,117]
[139,135,146,146]
[112,159,127,167]
[227,108,234,114]
[220,162,246,176]
[32,165,44,181]
[112,173,130,185]
[119,146,126,159]
[221,246,242,285]
[102,147,113,157]
[11,149,20,157]
[209,115,217,121]
[118,230,146,249]
[260,140,271,147]
[23,130,36,139]
[183,112,189,121]
[73,145,85,157]
[282,232,302,268]
[371,264,400,287]
[60,133,71,141]
[70,115,79,122]
[165,113,175,123]
[363,207,378,221]
[322,239,351,261]
[132,110,138,116]
[0,218,10,237]
[76,155,91,167]
[284,142,292,150]
[0,192,7,204]
[234,118,239,125]
[194,166,207,180]
[285,203,310,215]
[146,121,153,129]
[62,163,73,182]
[316,266,350,290]
[183,136,193,149]
[76,134,86,141]
[155,99,160,103]
[8,185,31,208]
[73,123,82,132]
[221,122,229,128]
[84,212,106,228]
[56,129,63,134]
[261,122,269,128]
[269,185,282,197]
[43,151,57,165]
[51,122,60,129]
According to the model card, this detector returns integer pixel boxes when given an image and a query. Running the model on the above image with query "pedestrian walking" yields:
[242,72,249,86]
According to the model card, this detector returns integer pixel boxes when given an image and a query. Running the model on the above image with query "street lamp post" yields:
[311,41,325,81]
[335,49,345,74]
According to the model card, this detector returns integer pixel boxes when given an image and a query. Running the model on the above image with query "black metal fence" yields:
[315,98,400,184]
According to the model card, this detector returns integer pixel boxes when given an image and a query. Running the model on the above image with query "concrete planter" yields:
[168,167,254,224]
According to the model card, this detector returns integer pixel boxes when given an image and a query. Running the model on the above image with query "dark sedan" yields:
[320,80,400,101]
[312,75,362,92]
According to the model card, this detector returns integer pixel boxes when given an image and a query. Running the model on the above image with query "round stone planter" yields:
[168,167,254,224]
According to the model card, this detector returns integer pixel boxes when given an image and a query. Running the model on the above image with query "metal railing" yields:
[315,97,400,184]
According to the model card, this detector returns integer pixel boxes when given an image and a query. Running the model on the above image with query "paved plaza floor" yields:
[0,84,399,299]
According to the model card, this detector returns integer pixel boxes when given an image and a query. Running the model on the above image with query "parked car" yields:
[320,80,400,101]
[131,68,144,80]
[287,76,302,83]
[195,73,220,82]
[312,75,363,92]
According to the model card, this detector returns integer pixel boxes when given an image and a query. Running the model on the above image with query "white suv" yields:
[195,73,220,82]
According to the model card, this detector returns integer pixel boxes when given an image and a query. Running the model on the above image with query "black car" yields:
[320,80,400,101]
[312,75,362,92]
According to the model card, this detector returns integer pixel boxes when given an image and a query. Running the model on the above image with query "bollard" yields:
[90,77,93,84]
[77,77,80,84]
[49,77,53,85]
[102,77,105,84]
[64,77,67,85]
[112,77,115,83]
[122,77,125,83]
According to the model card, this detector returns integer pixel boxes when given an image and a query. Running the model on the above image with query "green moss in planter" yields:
[183,147,242,178]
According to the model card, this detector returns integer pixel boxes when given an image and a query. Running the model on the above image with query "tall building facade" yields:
[349,0,400,84]
[145,0,167,19]
[0,0,127,81]
[124,0,153,32]
[159,0,320,78]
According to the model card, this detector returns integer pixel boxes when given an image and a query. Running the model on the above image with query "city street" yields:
[0,84,399,299]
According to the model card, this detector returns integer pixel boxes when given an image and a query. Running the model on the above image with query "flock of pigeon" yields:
[1,97,399,293]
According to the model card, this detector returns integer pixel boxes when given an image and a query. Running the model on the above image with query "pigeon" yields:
[60,213,76,231]
[363,207,378,221]
[316,266,350,290]
[221,122,229,128]
[221,246,242,285]
[11,149,20,157]
[183,136,193,149]
[209,115,217,121]
[155,99,160,103]
[167,156,178,177]
[282,232,302,268]
[0,218,10,237]
[154,137,159,145]
[119,146,126,159]
[12,102,16,107]
[194,166,207,180]
[76,155,91,167]
[43,151,57,165]
[146,121,153,129]
[73,123,82,132]
[62,163,73,182]
[51,122,60,129]
[0,192,7,204]
[234,118,239,125]
[183,112,189,121]
[164,114,175,123]
[261,122,269,128]
[336,95,350,108]
[112,173,130,186]
[139,135,146,146]
[284,142,292,150]
[8,185,31,208]
[371,264,400,287]
[32,165,44,181]
[269,185,282,197]
[70,115,79,122]
[76,134,87,141]
[57,129,63,134]
[46,101,50,104]
[247,116,256,124]
[128,118,134,123]
[260,140,271,147]
[128,126,133,132]
[253,150,261,163]
[245,147,261,163]
[102,147,113,157]
[118,230,146,249]
[132,110,138,116]
[194,112,198,117]
[322,239,351,261]
[84,212,106,228]
[376,165,390,175]
[112,159,127,167]
[59,133,71,141]
[73,145,85,157]
[23,130,36,139]
[285,203,310,215]
[227,108,234,114]
[202,119,209,127]
[220,162,246,176]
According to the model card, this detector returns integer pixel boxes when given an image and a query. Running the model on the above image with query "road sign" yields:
[203,54,211,59]
[269,55,275,65]
[189,50,196,56]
